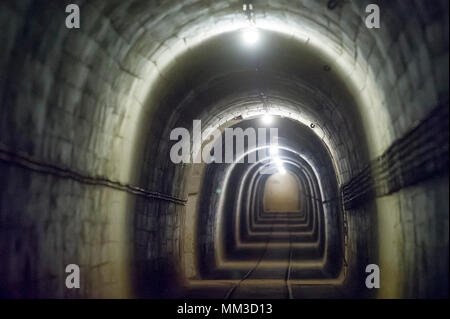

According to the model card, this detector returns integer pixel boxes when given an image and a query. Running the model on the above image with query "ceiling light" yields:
[273,157,283,167]
[261,114,273,125]
[242,27,259,45]
[272,156,286,174]
[269,145,278,155]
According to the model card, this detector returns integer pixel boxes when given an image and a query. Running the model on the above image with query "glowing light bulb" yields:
[242,27,259,45]
[262,114,273,125]
[269,145,278,155]
[272,156,285,174]
[273,157,283,167]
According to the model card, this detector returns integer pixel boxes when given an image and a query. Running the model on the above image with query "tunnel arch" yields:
[188,116,349,298]
[130,28,373,296]
[263,172,301,213]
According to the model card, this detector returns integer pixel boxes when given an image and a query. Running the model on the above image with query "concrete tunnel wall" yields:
[0,0,448,298]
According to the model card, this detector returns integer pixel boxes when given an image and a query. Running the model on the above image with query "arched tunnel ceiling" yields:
[115,0,446,167]
[3,0,447,188]
[155,30,371,183]
[215,118,339,202]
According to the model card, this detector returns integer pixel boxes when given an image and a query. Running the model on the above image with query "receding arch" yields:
[263,172,301,212]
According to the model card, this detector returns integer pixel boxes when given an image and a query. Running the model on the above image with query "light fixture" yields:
[242,27,259,45]
[261,114,273,125]
[273,157,282,166]
[269,145,278,155]
[272,156,286,175]
[242,2,258,46]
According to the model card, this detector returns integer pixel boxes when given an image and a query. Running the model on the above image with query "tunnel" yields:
[0,0,448,300]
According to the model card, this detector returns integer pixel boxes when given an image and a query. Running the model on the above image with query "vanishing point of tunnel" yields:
[0,0,448,299]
